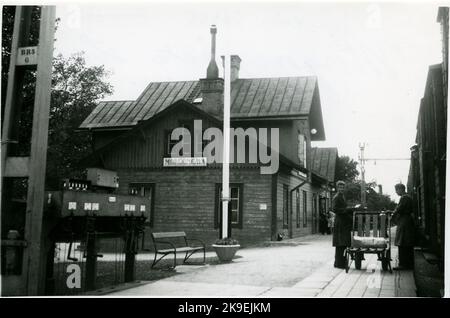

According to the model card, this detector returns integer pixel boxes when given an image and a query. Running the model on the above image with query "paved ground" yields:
[100,233,417,298]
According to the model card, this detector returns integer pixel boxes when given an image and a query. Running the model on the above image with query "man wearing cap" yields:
[332,180,354,268]
[392,183,416,270]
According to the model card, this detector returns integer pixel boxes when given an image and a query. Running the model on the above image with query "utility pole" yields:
[1,6,55,295]
[358,143,367,208]
[357,142,410,209]
[222,54,231,239]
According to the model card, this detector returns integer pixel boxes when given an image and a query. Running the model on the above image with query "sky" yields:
[52,0,444,202]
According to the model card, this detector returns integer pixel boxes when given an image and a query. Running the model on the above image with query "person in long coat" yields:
[332,180,353,268]
[392,183,415,270]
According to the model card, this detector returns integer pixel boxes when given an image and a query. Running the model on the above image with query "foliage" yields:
[46,52,113,189]
[214,237,240,245]
[334,154,396,211]
[335,155,359,183]
[344,180,396,211]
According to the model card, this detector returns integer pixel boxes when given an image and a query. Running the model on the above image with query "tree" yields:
[344,181,396,211]
[46,52,113,189]
[335,155,359,183]
[334,155,396,211]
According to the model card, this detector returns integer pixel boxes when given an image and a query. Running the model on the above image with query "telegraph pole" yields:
[1,6,55,295]
[357,142,410,209]
[358,143,367,208]
[222,54,231,238]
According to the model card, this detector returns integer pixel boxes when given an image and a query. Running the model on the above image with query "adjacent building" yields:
[408,7,447,272]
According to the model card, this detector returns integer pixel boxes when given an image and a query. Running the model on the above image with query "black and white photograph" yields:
[0,0,448,301]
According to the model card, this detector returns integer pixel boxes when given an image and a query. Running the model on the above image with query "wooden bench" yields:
[151,231,205,269]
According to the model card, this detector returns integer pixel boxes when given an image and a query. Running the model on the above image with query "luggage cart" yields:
[345,211,392,273]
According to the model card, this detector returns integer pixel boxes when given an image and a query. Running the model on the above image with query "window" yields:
[165,130,181,157]
[164,120,208,157]
[215,183,243,229]
[298,133,307,168]
[302,190,307,227]
[296,189,300,228]
[129,183,155,227]
[283,185,289,229]
[194,128,209,157]
[165,121,193,157]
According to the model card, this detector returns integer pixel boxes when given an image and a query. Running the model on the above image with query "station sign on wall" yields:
[163,157,207,167]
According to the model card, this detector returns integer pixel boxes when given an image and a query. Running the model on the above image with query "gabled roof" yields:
[310,147,338,183]
[79,76,320,130]
[231,76,317,118]
[80,81,199,129]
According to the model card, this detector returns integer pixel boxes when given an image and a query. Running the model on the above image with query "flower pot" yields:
[212,244,240,262]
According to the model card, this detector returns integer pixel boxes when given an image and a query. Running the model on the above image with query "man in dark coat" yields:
[332,180,354,268]
[392,183,415,270]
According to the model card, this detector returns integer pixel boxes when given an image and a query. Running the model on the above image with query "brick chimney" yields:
[221,55,241,82]
[200,25,223,117]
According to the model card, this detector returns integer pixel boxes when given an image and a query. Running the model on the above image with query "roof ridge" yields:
[311,146,338,150]
[137,79,199,84]
[238,75,317,80]
[100,100,135,103]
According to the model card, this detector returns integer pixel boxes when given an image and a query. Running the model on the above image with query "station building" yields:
[78,27,338,247]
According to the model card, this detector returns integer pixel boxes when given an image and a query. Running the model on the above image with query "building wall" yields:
[232,119,303,166]
[93,130,128,150]
[412,67,446,257]
[92,105,320,247]
[109,167,273,248]
[100,107,218,169]
[293,119,311,170]
[95,108,309,171]
[275,169,322,239]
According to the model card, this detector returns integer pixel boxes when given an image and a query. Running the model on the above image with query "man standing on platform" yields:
[391,183,416,270]
[332,180,353,268]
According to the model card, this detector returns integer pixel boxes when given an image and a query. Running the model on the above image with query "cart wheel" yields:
[355,252,362,270]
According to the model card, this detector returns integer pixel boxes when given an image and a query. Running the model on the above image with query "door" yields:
[282,185,290,238]
[319,197,327,234]
[312,194,318,234]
